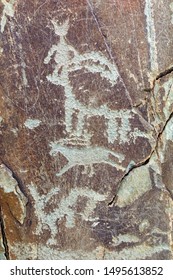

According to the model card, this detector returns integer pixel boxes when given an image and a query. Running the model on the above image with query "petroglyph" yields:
[44,19,119,86]
[29,184,106,244]
[24,119,41,130]
[0,0,16,33]
[144,0,158,74]
[49,141,125,176]
[43,18,152,178]
[112,234,140,247]
[44,19,136,143]
[44,18,148,148]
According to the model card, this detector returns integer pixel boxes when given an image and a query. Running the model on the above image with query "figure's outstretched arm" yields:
[44,45,57,64]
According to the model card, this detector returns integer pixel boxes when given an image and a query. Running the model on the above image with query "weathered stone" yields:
[0,0,173,259]
[0,227,5,259]
[0,164,27,258]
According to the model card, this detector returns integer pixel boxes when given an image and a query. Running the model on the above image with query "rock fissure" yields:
[0,207,9,259]
[156,66,173,81]
[0,160,27,199]
[86,0,133,106]
[86,0,114,61]
[144,66,173,92]
[109,93,173,206]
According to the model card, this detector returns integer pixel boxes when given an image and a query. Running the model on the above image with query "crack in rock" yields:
[0,163,28,259]
[0,207,9,259]
[109,74,173,206]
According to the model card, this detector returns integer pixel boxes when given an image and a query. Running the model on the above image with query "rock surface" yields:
[0,0,173,259]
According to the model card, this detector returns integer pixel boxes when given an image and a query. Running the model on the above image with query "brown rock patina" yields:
[0,0,173,259]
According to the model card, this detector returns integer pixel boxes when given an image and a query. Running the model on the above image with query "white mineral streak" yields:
[0,47,3,55]
[29,183,106,245]
[24,119,41,129]
[144,0,158,75]
[170,3,173,24]
[116,165,152,208]
[0,0,16,33]
[20,58,28,87]
[162,77,173,119]
[0,164,27,224]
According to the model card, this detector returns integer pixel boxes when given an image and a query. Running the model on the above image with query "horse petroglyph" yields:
[50,142,125,176]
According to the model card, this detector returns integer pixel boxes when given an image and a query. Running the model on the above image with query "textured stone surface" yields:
[0,227,5,259]
[0,0,173,259]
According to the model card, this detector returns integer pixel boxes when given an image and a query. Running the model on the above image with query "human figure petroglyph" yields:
[44,19,119,86]
[49,142,125,176]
